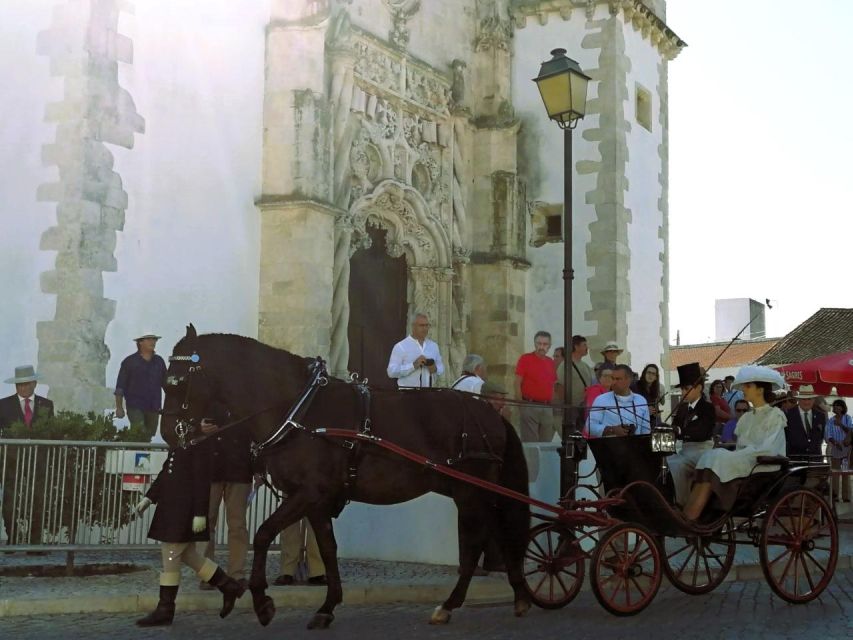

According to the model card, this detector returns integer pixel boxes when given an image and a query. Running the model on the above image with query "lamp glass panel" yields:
[570,72,589,118]
[536,73,572,120]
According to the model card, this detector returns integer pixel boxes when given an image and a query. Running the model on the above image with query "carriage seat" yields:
[756,455,789,467]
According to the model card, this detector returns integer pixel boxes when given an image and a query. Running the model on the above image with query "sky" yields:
[666,0,853,344]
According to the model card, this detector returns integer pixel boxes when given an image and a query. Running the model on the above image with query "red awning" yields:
[775,350,853,396]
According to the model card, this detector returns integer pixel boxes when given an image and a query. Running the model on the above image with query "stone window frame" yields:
[635,83,653,132]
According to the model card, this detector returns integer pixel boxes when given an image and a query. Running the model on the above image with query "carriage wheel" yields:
[661,519,735,594]
[590,523,662,616]
[759,489,838,604]
[523,523,585,609]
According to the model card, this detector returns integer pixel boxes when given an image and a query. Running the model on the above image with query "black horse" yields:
[160,325,531,628]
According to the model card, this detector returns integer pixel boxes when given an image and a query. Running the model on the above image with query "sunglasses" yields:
[735,408,748,413]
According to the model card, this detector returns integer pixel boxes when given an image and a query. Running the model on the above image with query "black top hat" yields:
[674,362,703,389]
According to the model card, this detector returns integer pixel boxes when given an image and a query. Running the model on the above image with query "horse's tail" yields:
[496,418,530,567]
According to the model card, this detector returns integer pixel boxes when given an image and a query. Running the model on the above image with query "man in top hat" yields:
[1,365,54,544]
[665,363,717,508]
[784,384,825,460]
[115,332,167,441]
[0,365,54,435]
[596,341,623,371]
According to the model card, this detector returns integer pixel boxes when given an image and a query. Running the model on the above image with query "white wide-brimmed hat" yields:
[601,341,623,354]
[793,384,819,399]
[4,365,42,384]
[134,332,161,342]
[732,365,785,392]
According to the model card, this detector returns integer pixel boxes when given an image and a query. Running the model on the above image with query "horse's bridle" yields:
[162,352,204,447]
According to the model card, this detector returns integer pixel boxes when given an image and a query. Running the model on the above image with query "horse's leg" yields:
[494,496,531,618]
[304,511,342,630]
[430,493,490,625]
[248,495,309,626]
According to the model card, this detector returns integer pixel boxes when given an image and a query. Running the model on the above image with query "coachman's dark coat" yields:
[145,439,213,543]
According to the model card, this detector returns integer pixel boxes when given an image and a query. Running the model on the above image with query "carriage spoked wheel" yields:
[590,523,662,616]
[759,488,838,604]
[661,518,735,594]
[523,522,585,609]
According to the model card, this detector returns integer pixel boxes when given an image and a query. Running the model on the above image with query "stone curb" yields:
[3,553,852,617]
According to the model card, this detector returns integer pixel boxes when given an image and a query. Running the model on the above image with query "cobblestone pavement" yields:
[3,568,852,640]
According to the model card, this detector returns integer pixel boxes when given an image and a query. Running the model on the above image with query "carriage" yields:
[159,327,840,628]
[520,434,839,616]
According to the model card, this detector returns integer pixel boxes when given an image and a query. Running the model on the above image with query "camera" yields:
[423,358,435,367]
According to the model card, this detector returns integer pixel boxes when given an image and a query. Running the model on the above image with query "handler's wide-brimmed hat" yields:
[674,362,703,389]
[4,365,42,384]
[732,365,785,392]
[793,384,819,399]
[134,331,161,341]
[601,341,623,354]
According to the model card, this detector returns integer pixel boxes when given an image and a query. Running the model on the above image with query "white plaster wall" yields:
[0,1,266,400]
[622,21,665,372]
[0,0,63,392]
[512,10,602,350]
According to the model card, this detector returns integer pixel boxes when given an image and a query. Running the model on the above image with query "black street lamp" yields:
[533,48,590,498]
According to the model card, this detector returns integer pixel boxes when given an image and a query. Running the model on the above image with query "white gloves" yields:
[135,497,152,515]
[192,516,207,533]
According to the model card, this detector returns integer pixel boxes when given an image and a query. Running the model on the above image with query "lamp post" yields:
[533,48,590,497]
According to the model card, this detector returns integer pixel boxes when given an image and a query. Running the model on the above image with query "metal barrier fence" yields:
[0,440,284,552]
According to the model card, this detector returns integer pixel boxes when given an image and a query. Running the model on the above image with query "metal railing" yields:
[0,440,285,553]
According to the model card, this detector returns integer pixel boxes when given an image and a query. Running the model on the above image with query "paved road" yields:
[4,568,852,639]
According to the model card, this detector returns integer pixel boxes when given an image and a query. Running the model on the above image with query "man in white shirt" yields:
[387,312,445,388]
[587,365,650,438]
[450,354,486,394]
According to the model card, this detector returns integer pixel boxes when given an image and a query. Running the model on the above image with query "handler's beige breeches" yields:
[161,542,217,582]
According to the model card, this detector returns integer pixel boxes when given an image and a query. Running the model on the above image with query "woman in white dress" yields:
[683,366,787,521]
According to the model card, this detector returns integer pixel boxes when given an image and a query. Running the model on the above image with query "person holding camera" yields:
[387,312,444,388]
[587,364,650,438]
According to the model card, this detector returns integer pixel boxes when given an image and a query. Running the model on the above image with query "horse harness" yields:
[168,353,498,504]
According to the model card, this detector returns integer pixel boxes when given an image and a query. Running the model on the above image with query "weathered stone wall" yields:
[36,0,144,412]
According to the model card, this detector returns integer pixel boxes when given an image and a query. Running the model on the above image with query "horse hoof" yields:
[254,596,276,626]
[307,613,335,629]
[514,599,531,618]
[429,606,452,625]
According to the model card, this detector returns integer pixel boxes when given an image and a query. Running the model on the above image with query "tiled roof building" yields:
[756,308,853,366]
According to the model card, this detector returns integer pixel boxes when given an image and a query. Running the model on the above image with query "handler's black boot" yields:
[208,567,246,618]
[136,585,178,627]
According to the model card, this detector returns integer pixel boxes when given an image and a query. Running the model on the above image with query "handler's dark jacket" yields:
[207,406,254,484]
[0,394,54,436]
[673,396,716,442]
[145,439,212,543]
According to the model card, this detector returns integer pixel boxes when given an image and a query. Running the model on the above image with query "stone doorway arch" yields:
[329,180,453,379]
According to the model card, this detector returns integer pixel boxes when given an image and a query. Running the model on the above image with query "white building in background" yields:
[0,0,685,411]
[715,297,766,342]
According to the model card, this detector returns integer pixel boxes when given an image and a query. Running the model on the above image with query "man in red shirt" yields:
[514,331,557,442]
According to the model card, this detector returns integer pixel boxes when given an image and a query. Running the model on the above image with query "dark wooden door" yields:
[347,225,408,387]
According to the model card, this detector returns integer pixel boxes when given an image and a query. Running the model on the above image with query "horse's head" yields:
[161,323,217,448]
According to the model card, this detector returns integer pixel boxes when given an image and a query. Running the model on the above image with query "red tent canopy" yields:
[775,350,853,397]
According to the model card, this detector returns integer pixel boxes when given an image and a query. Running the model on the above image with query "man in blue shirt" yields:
[115,332,167,440]
[587,365,651,437]
[722,375,744,414]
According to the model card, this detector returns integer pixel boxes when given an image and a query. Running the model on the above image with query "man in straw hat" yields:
[0,365,54,435]
[784,384,825,461]
[596,341,623,371]
[1,364,54,543]
[115,332,167,440]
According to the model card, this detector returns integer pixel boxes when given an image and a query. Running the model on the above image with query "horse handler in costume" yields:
[682,365,788,521]
[134,438,246,626]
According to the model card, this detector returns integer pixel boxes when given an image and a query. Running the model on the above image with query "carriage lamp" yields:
[651,425,677,455]
[533,48,590,497]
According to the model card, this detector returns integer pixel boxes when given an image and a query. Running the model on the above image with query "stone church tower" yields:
[258,0,684,388]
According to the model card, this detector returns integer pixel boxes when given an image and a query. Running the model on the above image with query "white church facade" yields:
[0,0,684,412]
